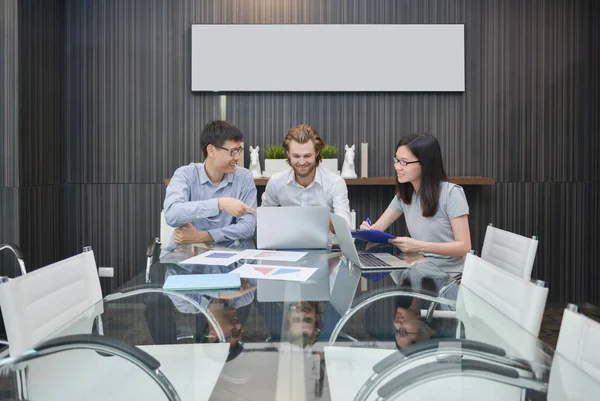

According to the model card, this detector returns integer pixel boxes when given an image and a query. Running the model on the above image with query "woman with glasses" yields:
[360,133,471,274]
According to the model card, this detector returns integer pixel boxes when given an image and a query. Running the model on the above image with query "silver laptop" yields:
[330,213,410,269]
[256,206,330,249]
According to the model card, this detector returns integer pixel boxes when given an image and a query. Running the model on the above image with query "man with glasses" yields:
[261,124,351,230]
[164,120,257,246]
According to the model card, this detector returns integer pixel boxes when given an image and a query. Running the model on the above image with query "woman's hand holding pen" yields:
[360,217,375,230]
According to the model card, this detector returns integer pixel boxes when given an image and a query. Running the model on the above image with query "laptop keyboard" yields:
[358,253,391,267]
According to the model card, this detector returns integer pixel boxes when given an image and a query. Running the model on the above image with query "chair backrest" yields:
[160,210,175,245]
[160,178,175,245]
[555,307,600,381]
[480,224,538,280]
[460,253,548,337]
[0,249,103,356]
[547,306,600,400]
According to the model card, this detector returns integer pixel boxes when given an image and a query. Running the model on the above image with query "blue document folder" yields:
[163,273,241,292]
[351,229,396,244]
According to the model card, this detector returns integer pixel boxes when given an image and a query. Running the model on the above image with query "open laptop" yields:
[256,206,330,249]
[330,213,410,269]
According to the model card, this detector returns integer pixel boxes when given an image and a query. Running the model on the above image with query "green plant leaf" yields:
[265,145,286,159]
[321,145,338,159]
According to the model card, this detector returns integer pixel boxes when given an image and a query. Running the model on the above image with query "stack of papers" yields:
[179,249,307,266]
[179,250,243,266]
[229,264,317,282]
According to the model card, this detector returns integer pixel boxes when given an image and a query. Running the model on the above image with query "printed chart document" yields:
[229,263,317,282]
[237,250,307,262]
[180,250,243,266]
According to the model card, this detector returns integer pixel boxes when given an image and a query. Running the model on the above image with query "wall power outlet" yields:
[98,267,114,277]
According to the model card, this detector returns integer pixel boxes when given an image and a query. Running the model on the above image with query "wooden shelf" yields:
[254,176,495,186]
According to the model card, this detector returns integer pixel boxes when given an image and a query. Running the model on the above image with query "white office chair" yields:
[0,246,226,401]
[547,304,600,400]
[328,253,549,401]
[146,210,176,282]
[459,252,548,337]
[371,304,600,401]
[0,243,27,352]
[481,223,538,280]
[0,247,103,357]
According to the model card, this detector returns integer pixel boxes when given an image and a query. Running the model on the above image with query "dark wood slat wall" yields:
[1,0,67,273]
[2,0,598,303]
[17,0,66,272]
[18,0,65,187]
[1,0,20,273]
[64,184,165,287]
[1,0,20,188]
[0,188,21,276]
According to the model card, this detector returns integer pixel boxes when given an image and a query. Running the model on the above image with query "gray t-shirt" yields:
[388,181,469,273]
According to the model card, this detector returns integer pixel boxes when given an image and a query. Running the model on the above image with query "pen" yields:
[366,217,371,225]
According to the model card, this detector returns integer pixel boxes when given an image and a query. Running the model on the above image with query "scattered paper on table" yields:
[180,250,242,266]
[238,250,307,262]
[229,263,317,282]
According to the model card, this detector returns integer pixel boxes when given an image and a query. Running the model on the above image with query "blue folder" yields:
[351,229,396,244]
[163,273,241,292]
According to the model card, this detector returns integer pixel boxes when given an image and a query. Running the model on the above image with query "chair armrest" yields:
[373,339,506,374]
[105,288,226,342]
[329,290,456,345]
[0,334,182,401]
[353,339,536,401]
[378,359,524,400]
[0,243,26,276]
[0,243,24,259]
[146,237,161,258]
[35,334,160,370]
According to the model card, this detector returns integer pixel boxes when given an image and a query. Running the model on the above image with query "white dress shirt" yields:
[261,166,352,226]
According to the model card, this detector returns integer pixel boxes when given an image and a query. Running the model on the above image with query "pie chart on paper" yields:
[272,268,301,275]
[229,264,318,282]
[254,267,275,275]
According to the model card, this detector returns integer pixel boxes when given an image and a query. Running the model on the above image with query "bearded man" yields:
[261,124,351,231]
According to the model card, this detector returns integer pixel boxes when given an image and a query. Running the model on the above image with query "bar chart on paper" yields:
[230,264,317,282]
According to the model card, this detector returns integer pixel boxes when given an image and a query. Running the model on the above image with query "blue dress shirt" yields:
[163,163,257,246]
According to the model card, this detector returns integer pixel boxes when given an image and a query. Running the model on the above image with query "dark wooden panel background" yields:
[1,0,598,304]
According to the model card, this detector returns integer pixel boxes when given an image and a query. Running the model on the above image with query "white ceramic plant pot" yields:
[263,159,290,177]
[321,159,339,174]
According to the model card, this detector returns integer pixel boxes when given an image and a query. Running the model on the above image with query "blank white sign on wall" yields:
[191,24,464,92]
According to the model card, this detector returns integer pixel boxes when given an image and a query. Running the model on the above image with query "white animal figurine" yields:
[249,146,262,178]
[341,144,358,179]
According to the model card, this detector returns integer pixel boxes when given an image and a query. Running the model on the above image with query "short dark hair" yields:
[200,120,243,158]
[395,133,448,217]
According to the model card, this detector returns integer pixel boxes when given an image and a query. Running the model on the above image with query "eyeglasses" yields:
[393,157,420,166]
[204,328,243,342]
[393,326,422,337]
[215,145,244,157]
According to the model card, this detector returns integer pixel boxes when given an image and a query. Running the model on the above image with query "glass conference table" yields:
[1,240,597,401]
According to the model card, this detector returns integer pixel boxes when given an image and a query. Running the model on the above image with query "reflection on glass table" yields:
[4,240,591,401]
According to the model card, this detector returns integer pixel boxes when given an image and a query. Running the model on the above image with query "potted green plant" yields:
[263,145,289,177]
[320,144,339,174]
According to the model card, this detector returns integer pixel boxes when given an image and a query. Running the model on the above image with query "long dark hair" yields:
[395,133,448,217]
